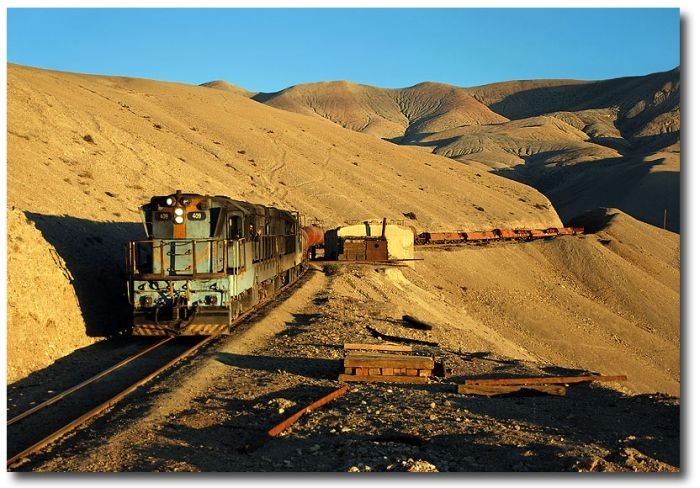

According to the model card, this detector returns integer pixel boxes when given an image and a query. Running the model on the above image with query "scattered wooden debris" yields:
[344,353,434,370]
[339,374,429,384]
[343,343,413,353]
[366,325,439,347]
[339,347,435,384]
[463,375,628,386]
[456,384,566,397]
[401,315,433,331]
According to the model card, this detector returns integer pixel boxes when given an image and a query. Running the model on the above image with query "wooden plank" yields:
[346,350,413,357]
[418,369,431,377]
[406,368,418,376]
[464,375,628,386]
[369,368,381,376]
[457,384,566,397]
[381,368,394,376]
[338,374,429,385]
[344,343,413,353]
[355,367,368,376]
[344,354,434,370]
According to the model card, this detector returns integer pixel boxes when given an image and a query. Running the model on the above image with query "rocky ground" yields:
[14,266,679,473]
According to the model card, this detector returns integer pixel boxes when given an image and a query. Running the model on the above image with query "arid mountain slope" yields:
[411,210,680,395]
[249,69,680,231]
[7,65,679,397]
[254,81,508,141]
[7,64,559,381]
[199,80,256,98]
[468,68,680,144]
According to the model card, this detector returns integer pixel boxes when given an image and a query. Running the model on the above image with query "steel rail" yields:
[7,265,311,468]
[8,337,175,427]
[7,334,218,468]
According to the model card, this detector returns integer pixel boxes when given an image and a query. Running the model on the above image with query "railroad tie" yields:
[338,346,434,384]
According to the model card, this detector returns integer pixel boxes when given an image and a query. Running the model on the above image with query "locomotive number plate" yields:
[155,212,172,221]
[188,211,206,221]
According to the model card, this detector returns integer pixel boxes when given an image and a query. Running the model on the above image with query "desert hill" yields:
[7,63,559,381]
[248,69,680,231]
[199,79,256,98]
[7,64,678,398]
[253,80,508,141]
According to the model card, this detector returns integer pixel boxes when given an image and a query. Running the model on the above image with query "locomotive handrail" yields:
[127,238,231,280]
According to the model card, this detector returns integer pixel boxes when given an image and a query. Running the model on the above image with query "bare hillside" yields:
[7,65,679,400]
[249,69,680,231]
[253,80,508,141]
[7,64,559,381]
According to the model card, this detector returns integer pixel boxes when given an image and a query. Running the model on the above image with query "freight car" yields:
[125,191,322,336]
[415,231,465,245]
[415,227,584,245]
[497,229,532,240]
[465,230,500,242]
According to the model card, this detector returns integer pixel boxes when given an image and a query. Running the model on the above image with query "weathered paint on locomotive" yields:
[126,191,308,336]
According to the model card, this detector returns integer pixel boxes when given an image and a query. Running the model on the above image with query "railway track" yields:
[7,266,313,470]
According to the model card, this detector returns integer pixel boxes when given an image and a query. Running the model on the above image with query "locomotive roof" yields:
[145,192,296,218]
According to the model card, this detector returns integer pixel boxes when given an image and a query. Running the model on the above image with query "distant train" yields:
[125,191,323,336]
[414,227,584,245]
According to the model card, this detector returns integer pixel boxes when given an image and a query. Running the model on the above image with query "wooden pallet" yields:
[339,374,429,385]
[338,346,434,384]
[343,343,413,353]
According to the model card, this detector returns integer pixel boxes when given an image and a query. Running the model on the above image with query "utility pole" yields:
[663,208,668,230]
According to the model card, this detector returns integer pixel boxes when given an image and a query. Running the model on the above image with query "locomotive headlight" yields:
[174,215,185,224]
[174,208,184,216]
[165,196,175,206]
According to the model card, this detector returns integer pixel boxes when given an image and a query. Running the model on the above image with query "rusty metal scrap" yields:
[267,385,349,438]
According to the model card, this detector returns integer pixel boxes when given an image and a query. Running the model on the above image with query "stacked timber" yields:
[338,343,434,384]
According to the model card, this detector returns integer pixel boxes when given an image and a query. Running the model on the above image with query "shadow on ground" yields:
[494,154,680,233]
[6,337,161,419]
[42,351,677,472]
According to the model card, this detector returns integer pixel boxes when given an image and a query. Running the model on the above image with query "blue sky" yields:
[7,8,680,92]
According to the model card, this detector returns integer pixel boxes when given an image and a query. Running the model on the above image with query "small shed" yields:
[324,219,415,263]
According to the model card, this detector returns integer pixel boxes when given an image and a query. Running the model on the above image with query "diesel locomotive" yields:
[125,191,323,336]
